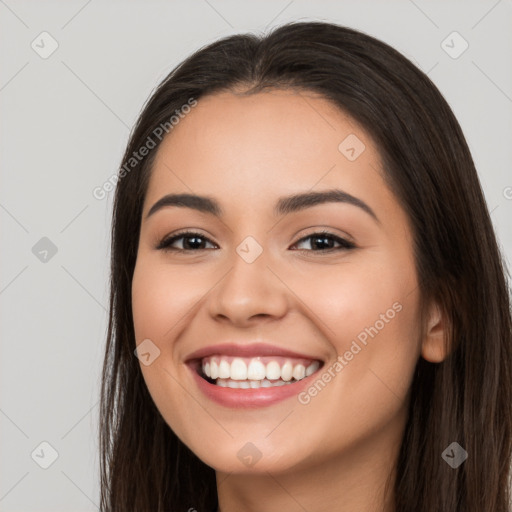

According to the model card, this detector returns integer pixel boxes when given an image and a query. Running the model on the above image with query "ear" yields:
[421,301,450,363]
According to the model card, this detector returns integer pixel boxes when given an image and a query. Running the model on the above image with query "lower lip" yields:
[189,364,317,408]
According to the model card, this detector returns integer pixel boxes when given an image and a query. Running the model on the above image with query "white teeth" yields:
[201,356,322,385]
[210,360,219,379]
[305,361,320,377]
[230,358,247,380]
[218,359,231,379]
[247,359,266,380]
[281,361,293,381]
[215,378,295,389]
[266,361,281,380]
[292,364,306,380]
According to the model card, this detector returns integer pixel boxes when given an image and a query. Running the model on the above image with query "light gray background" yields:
[1,1,511,510]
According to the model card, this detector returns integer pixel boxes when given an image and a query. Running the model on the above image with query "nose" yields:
[207,245,289,327]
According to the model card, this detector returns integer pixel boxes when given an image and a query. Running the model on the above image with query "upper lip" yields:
[185,342,323,362]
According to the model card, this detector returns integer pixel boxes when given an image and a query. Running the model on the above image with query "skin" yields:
[131,89,448,512]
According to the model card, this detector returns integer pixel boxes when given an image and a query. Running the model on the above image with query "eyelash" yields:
[156,230,356,254]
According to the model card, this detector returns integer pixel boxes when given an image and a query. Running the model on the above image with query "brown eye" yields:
[156,230,355,253]
[157,232,217,251]
[291,231,355,252]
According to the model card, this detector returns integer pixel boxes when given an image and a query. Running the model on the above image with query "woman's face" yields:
[131,89,431,474]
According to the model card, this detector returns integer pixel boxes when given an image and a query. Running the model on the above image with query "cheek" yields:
[280,255,421,451]
[131,258,208,445]
[132,258,201,342]
[287,250,422,390]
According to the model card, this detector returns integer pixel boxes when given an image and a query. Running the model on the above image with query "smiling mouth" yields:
[194,355,323,389]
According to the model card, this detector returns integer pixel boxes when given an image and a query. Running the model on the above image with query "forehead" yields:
[143,89,389,217]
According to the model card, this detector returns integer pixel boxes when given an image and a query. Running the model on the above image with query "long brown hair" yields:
[99,21,512,511]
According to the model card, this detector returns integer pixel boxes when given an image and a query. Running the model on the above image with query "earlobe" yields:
[421,301,450,363]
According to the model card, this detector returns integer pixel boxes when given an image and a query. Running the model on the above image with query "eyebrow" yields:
[145,189,379,223]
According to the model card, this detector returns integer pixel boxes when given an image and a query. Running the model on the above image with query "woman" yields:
[99,21,512,512]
